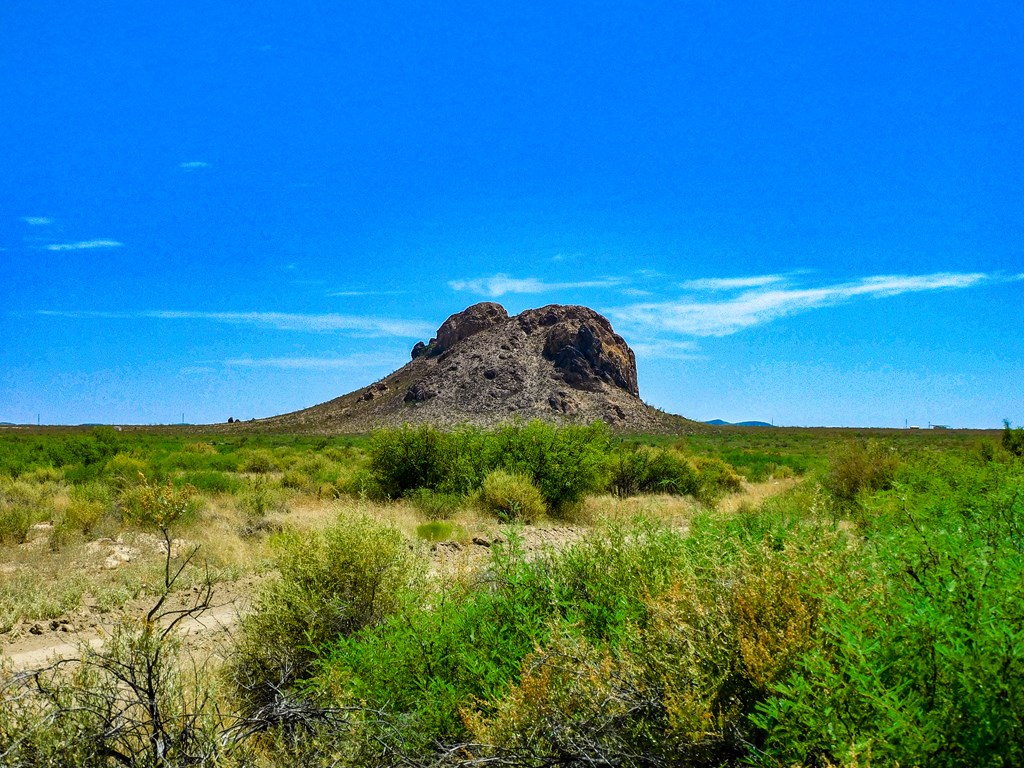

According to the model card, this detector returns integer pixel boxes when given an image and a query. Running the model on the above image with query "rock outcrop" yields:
[251,302,701,433]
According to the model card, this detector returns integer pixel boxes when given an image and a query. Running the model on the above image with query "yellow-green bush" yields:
[0,477,45,544]
[477,468,546,523]
[824,439,900,503]
[65,480,113,535]
[103,452,150,490]
[228,514,424,713]
[692,455,744,504]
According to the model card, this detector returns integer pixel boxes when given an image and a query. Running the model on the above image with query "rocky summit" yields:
[256,302,700,433]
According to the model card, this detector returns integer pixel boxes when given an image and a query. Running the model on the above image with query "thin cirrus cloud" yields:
[677,275,787,291]
[35,309,432,338]
[608,272,1007,338]
[450,273,623,297]
[21,216,54,226]
[44,239,123,251]
[178,161,210,170]
[628,340,703,360]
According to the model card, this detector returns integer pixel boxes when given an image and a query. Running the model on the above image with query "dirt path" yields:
[3,586,253,673]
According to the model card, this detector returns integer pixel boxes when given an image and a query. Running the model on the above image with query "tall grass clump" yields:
[229,514,424,714]
[824,438,901,504]
[477,468,546,522]
[63,480,113,535]
[0,476,45,544]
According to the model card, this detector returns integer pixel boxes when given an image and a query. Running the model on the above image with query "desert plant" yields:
[119,475,201,527]
[104,452,151,490]
[415,520,462,542]
[489,420,610,514]
[406,487,464,520]
[0,476,44,544]
[229,514,424,715]
[239,448,276,474]
[692,455,744,504]
[1003,419,1024,457]
[65,480,112,535]
[477,468,546,523]
[824,438,901,503]
[753,456,1024,768]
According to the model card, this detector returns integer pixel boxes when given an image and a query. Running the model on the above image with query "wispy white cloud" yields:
[620,288,653,297]
[21,216,53,226]
[36,309,431,338]
[178,161,209,170]
[450,273,624,297]
[610,272,1006,338]
[629,340,703,360]
[678,275,786,291]
[223,354,400,370]
[45,239,123,252]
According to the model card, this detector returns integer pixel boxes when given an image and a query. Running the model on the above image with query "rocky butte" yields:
[255,302,700,433]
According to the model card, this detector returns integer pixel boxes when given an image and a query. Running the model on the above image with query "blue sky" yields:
[2,1,1021,428]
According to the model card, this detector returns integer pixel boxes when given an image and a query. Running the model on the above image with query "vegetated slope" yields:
[254,302,703,434]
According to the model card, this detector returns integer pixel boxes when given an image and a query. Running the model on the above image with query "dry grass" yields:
[2,477,797,642]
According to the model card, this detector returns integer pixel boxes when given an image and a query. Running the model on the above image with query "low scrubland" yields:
[0,421,1021,766]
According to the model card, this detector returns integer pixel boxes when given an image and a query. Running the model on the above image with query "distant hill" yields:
[245,302,706,434]
[704,419,775,428]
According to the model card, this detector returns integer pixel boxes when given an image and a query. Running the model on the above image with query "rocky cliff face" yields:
[257,302,699,433]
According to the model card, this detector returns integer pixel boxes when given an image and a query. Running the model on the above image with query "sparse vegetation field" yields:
[1,422,1020,766]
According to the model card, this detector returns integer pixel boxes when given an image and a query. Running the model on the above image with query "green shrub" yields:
[489,420,609,514]
[66,480,113,535]
[103,452,150,490]
[0,477,44,544]
[608,445,699,497]
[229,514,423,713]
[692,455,743,504]
[1003,419,1024,457]
[177,469,241,495]
[368,424,487,498]
[754,457,1024,768]
[278,469,310,491]
[824,438,901,503]
[239,448,276,473]
[310,537,554,750]
[477,469,546,523]
[367,421,609,513]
